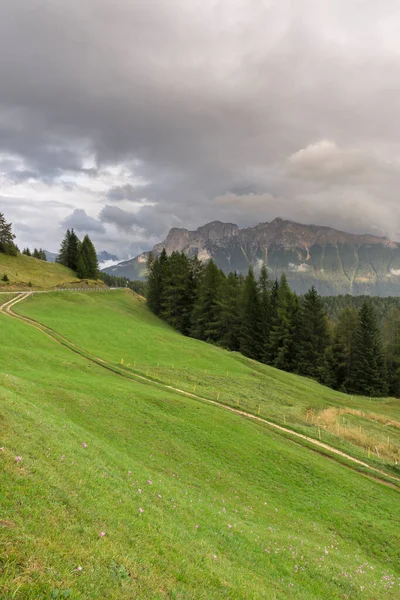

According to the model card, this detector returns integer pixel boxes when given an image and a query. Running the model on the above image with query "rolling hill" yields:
[104,218,400,296]
[0,253,105,290]
[1,289,399,599]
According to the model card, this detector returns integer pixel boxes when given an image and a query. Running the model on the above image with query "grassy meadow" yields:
[15,290,400,474]
[0,253,105,290]
[1,299,400,599]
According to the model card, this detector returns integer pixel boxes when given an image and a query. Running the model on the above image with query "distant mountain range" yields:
[102,218,400,296]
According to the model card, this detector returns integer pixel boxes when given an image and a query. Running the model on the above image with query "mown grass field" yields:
[0,253,104,290]
[1,299,400,599]
[15,290,400,474]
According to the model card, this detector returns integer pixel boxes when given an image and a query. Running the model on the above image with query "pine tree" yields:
[191,260,225,342]
[33,248,41,259]
[259,265,272,363]
[38,249,47,261]
[78,235,99,279]
[265,279,279,364]
[240,266,262,360]
[67,229,81,272]
[22,248,31,256]
[297,286,330,380]
[0,213,17,255]
[57,229,81,271]
[218,272,242,351]
[57,230,71,266]
[269,274,299,372]
[330,307,359,391]
[347,302,388,397]
[147,249,168,316]
[161,252,194,335]
[384,308,400,397]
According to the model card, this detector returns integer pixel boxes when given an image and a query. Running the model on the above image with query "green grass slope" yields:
[0,253,104,290]
[15,290,400,474]
[1,309,400,599]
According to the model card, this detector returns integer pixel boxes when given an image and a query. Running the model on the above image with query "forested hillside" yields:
[147,252,400,397]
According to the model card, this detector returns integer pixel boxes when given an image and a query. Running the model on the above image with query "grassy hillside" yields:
[1,302,400,599]
[0,253,104,290]
[15,290,400,474]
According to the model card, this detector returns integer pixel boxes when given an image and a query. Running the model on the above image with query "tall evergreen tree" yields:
[240,266,262,360]
[384,307,400,397]
[269,274,299,372]
[33,248,41,259]
[297,286,330,380]
[218,272,242,351]
[77,235,99,278]
[147,250,168,316]
[0,213,17,255]
[161,252,194,335]
[22,248,31,257]
[347,302,388,397]
[67,229,81,272]
[57,230,71,266]
[57,229,81,271]
[191,260,225,342]
[259,265,272,363]
[330,307,359,391]
[265,279,279,364]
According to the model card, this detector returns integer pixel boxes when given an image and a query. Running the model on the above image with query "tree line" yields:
[99,272,147,296]
[22,248,47,260]
[56,229,99,279]
[147,251,398,398]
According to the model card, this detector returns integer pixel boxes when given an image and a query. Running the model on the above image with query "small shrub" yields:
[28,281,32,287]
[2,273,9,282]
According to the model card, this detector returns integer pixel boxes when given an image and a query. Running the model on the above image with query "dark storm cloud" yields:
[1,0,400,252]
[62,209,106,234]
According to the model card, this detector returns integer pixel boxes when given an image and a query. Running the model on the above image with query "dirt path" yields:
[2,292,399,489]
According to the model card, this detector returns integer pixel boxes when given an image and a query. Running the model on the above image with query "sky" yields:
[1,0,400,258]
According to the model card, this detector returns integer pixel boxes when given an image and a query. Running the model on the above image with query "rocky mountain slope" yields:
[103,218,400,295]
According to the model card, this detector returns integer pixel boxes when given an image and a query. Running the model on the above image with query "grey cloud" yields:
[1,0,400,252]
[107,184,147,202]
[62,209,106,234]
[99,205,140,233]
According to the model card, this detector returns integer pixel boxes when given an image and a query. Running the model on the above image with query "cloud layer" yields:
[1,0,400,255]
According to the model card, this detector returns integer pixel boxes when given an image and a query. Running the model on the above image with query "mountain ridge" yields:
[103,217,400,296]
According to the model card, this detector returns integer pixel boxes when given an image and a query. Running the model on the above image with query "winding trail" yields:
[1,292,399,489]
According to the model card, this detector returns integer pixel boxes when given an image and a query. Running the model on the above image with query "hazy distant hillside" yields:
[103,218,400,296]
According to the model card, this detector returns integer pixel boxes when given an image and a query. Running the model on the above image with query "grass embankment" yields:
[15,290,400,474]
[1,308,400,599]
[0,253,105,290]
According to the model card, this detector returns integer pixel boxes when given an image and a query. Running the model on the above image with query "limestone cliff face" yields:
[103,218,400,296]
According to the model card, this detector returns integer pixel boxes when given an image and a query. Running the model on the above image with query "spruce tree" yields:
[240,266,262,360]
[297,286,330,381]
[67,229,81,272]
[218,272,242,351]
[0,213,17,255]
[161,252,194,335]
[57,230,71,266]
[347,302,388,397]
[78,235,98,279]
[259,265,272,363]
[384,307,400,397]
[265,279,279,364]
[33,248,41,259]
[57,229,81,271]
[147,249,168,316]
[22,248,31,256]
[331,307,359,391]
[191,260,225,342]
[269,274,299,372]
